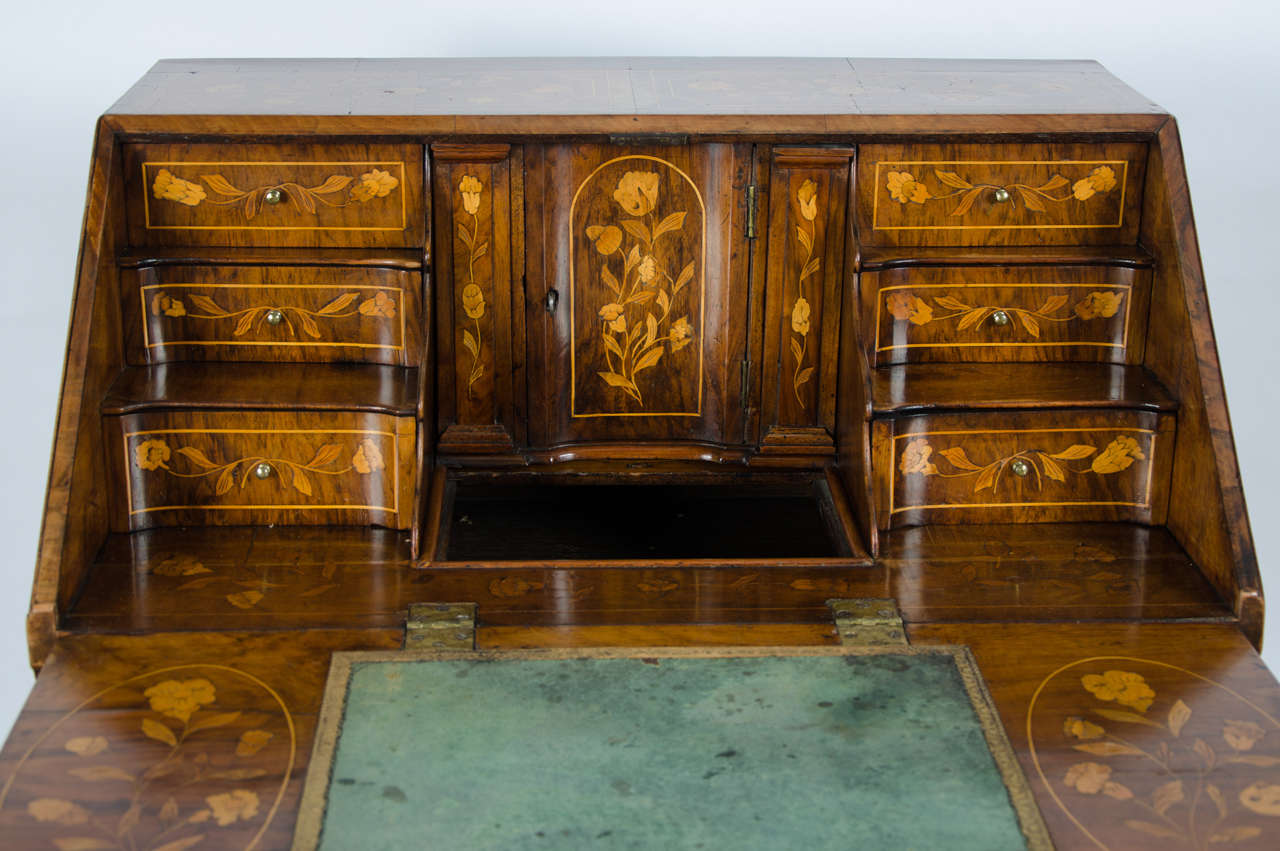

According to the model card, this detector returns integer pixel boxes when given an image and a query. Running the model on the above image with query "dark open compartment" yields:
[438,474,858,563]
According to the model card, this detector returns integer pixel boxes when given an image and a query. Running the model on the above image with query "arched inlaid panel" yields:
[570,155,706,418]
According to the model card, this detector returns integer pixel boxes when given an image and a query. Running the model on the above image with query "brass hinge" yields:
[404,602,477,650]
[827,598,908,647]
[745,184,758,239]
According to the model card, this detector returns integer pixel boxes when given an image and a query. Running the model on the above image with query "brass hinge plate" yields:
[827,598,908,647]
[405,602,477,650]
[745,184,758,239]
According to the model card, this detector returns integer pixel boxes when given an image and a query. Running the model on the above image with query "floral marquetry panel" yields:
[874,410,1175,528]
[907,624,1280,850]
[1028,656,1280,849]
[431,144,522,456]
[123,143,425,248]
[0,631,402,851]
[527,144,752,447]
[856,143,1147,246]
[761,147,854,454]
[572,156,705,417]
[863,264,1151,365]
[124,265,421,365]
[106,410,415,530]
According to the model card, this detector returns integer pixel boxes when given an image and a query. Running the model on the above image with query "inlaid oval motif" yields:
[570,155,705,418]
[0,664,295,850]
[1028,656,1280,849]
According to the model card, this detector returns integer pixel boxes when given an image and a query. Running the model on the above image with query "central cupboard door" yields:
[526,144,753,450]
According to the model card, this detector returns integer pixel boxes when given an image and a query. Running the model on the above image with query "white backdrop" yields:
[0,0,1277,736]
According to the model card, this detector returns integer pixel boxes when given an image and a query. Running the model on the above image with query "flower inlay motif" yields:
[147,290,396,340]
[885,289,1124,338]
[583,168,696,407]
[132,437,385,497]
[151,167,399,220]
[884,164,1118,216]
[899,435,1145,494]
[456,174,488,399]
[789,178,820,409]
[1050,666,1280,848]
[0,667,293,851]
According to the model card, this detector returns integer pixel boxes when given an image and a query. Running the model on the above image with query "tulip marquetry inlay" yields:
[571,156,704,417]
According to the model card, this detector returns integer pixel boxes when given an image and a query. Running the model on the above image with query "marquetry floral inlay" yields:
[790,179,820,409]
[142,551,348,611]
[456,174,488,399]
[22,675,278,850]
[1058,669,1280,847]
[884,165,1117,216]
[899,435,1145,493]
[886,290,1123,338]
[148,290,395,338]
[151,167,399,220]
[133,437,385,497]
[585,170,696,407]
[140,550,353,611]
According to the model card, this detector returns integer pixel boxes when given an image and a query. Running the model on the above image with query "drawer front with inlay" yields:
[106,411,415,530]
[124,265,421,365]
[873,410,1174,528]
[864,264,1150,365]
[857,143,1146,246]
[124,143,425,247]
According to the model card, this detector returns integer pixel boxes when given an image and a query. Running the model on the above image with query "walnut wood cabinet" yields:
[3,59,1274,850]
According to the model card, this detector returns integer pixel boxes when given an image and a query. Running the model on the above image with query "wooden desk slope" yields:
[0,59,1271,850]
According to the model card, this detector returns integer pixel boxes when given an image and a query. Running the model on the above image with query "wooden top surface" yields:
[108,57,1165,118]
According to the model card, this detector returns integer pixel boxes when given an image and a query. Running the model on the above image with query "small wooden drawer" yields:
[124,143,425,248]
[873,410,1173,529]
[123,265,421,365]
[106,411,415,530]
[857,143,1146,245]
[863,263,1150,365]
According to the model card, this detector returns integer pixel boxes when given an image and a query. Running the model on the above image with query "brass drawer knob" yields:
[993,187,1011,203]
[253,462,273,479]
[1010,459,1030,478]
[991,310,1011,327]
[265,309,285,325]
[263,187,283,205]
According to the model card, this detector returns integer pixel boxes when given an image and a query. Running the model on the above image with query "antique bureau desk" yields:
[1,58,1276,849]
